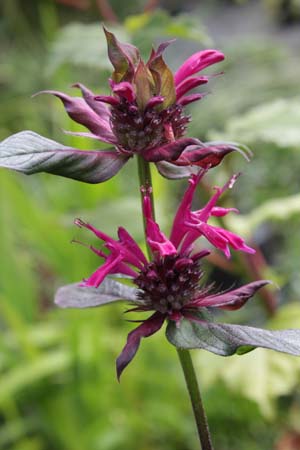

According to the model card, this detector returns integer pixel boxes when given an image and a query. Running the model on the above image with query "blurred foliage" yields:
[1,1,300,450]
[264,0,300,22]
[196,303,300,419]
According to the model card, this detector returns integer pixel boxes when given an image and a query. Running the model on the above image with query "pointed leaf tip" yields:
[103,28,139,82]
[167,315,300,359]
[197,280,271,310]
[0,131,128,183]
[55,278,138,309]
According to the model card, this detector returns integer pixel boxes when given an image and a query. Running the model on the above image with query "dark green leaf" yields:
[166,318,300,357]
[55,278,138,309]
[0,131,129,184]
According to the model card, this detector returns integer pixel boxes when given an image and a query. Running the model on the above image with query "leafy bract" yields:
[55,278,138,309]
[0,131,128,184]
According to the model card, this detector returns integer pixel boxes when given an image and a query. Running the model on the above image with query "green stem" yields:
[177,349,214,450]
[137,155,155,259]
[137,156,213,450]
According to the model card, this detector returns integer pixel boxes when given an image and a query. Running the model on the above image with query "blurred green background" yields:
[1,1,300,449]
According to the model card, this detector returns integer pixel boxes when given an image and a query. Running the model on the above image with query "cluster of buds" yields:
[32,29,247,182]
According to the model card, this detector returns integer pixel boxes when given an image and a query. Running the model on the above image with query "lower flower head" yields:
[60,172,269,379]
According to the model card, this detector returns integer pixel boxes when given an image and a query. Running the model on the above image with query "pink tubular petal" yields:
[197,222,231,258]
[81,252,124,288]
[75,219,144,269]
[116,312,165,380]
[177,93,207,106]
[174,49,225,85]
[94,95,120,106]
[147,222,177,257]
[72,83,111,121]
[191,249,211,261]
[118,227,148,265]
[214,228,256,255]
[112,82,136,102]
[176,76,209,100]
[142,138,200,163]
[142,190,177,257]
[146,95,165,109]
[34,90,117,144]
[90,246,139,278]
[211,207,239,217]
[195,173,239,222]
[169,171,206,247]
[192,280,271,310]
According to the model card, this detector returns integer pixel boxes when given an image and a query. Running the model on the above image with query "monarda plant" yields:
[1,29,300,450]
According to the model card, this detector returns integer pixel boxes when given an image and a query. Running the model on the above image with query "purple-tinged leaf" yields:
[134,60,154,110]
[0,131,129,183]
[35,90,116,144]
[55,278,138,309]
[155,161,198,179]
[147,40,175,64]
[173,143,240,169]
[192,280,270,310]
[148,53,176,109]
[166,317,300,357]
[116,312,165,380]
[104,28,139,82]
[72,83,111,120]
[142,138,200,162]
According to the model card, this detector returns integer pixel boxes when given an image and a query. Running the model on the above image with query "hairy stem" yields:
[177,349,214,450]
[137,156,213,449]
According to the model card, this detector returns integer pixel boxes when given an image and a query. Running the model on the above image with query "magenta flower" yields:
[0,30,248,183]
[55,171,300,379]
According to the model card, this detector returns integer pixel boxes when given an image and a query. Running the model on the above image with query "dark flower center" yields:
[134,254,202,314]
[110,99,190,153]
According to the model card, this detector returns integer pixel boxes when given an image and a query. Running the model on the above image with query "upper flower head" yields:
[32,29,248,183]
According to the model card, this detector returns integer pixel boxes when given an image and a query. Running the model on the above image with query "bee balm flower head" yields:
[0,29,250,183]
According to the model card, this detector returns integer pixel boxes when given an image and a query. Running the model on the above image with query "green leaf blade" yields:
[55,278,138,309]
[0,131,128,184]
[166,318,300,357]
